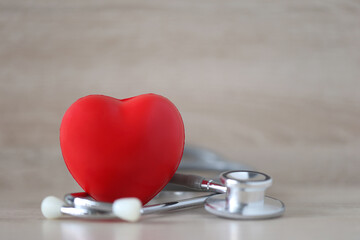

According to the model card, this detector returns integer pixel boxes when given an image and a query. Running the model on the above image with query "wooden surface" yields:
[1,0,360,239]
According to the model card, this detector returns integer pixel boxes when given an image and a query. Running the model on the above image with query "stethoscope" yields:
[41,147,285,221]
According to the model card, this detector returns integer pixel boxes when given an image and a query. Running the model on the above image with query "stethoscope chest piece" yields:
[204,171,285,219]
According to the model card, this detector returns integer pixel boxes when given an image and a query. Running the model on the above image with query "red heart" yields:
[60,94,185,204]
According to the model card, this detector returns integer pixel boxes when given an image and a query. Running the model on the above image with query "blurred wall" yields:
[1,0,360,203]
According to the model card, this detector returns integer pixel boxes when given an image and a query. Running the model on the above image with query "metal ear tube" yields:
[61,192,217,221]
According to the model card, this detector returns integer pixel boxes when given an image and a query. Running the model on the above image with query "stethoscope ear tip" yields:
[41,196,64,219]
[112,198,142,222]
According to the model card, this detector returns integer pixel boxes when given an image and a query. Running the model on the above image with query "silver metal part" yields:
[63,192,217,218]
[200,179,227,193]
[64,192,89,205]
[205,195,285,219]
[74,197,113,212]
[60,206,115,219]
[141,193,216,215]
[169,173,226,193]
[204,171,285,219]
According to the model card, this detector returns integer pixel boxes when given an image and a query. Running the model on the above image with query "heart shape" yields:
[60,94,185,204]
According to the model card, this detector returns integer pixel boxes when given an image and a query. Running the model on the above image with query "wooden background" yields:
[1,0,360,239]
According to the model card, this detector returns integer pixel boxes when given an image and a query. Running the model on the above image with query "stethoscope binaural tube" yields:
[41,192,218,222]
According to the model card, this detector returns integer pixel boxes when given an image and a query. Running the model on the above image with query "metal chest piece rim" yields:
[204,170,285,219]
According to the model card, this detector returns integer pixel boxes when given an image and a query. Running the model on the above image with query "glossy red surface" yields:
[60,94,185,204]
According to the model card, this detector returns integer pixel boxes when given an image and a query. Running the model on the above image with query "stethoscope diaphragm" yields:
[205,194,285,219]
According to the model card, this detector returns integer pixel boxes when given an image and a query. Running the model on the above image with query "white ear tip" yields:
[112,198,142,222]
[41,196,64,219]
